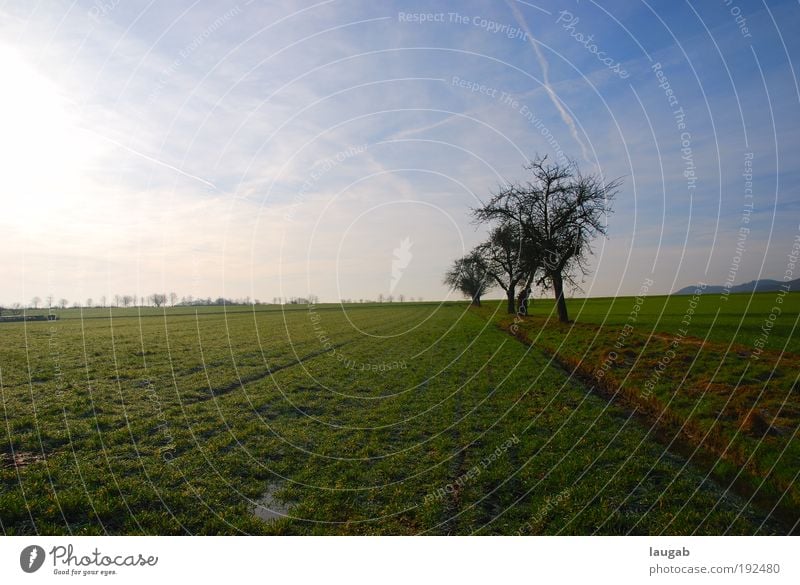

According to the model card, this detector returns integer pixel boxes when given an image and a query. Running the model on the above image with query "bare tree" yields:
[58,298,68,309]
[46,295,54,308]
[99,295,106,308]
[399,294,405,302]
[169,292,178,306]
[30,296,41,309]
[150,293,167,308]
[122,295,132,308]
[113,294,121,307]
[474,156,621,322]
[378,293,384,303]
[443,251,493,307]
[86,298,93,308]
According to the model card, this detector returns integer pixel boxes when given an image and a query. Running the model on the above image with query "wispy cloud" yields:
[506,0,592,165]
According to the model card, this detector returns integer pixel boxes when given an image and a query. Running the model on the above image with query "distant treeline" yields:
[0,293,424,315]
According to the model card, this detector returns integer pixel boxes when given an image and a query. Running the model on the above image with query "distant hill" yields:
[674,278,800,295]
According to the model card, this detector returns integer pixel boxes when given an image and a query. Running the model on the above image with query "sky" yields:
[1,0,799,305]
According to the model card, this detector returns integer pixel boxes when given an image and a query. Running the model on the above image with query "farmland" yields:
[0,296,796,534]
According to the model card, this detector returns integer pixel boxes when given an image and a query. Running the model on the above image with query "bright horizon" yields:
[2,1,800,306]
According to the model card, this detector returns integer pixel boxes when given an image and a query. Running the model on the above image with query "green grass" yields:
[0,300,794,534]
[519,291,800,353]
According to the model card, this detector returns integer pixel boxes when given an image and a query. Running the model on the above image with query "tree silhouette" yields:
[474,156,621,322]
[443,251,492,307]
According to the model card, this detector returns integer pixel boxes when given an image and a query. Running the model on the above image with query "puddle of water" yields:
[253,482,293,522]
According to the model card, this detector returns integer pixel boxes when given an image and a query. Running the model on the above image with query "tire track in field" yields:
[182,340,352,406]
[441,369,467,535]
[183,308,431,406]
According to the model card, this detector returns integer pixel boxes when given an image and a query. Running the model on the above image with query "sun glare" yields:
[0,47,98,214]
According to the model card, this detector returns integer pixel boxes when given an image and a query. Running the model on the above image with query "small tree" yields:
[31,296,41,309]
[474,156,621,322]
[443,251,493,306]
[150,293,167,308]
[58,298,68,309]
[169,292,178,306]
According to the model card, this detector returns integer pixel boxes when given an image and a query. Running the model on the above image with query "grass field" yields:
[0,295,796,534]
[549,291,800,353]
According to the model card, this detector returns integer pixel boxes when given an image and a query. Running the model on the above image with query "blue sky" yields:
[1,0,799,304]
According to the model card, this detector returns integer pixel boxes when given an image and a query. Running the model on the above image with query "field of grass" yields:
[0,298,795,534]
[526,290,800,353]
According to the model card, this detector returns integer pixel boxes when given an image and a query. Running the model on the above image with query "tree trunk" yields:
[471,295,481,307]
[506,289,516,314]
[524,273,535,308]
[552,272,568,323]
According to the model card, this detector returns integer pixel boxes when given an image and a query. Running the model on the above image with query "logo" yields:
[20,545,45,573]
[390,237,413,293]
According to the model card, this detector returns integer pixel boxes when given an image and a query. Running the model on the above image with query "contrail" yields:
[506,0,592,164]
[80,127,217,189]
